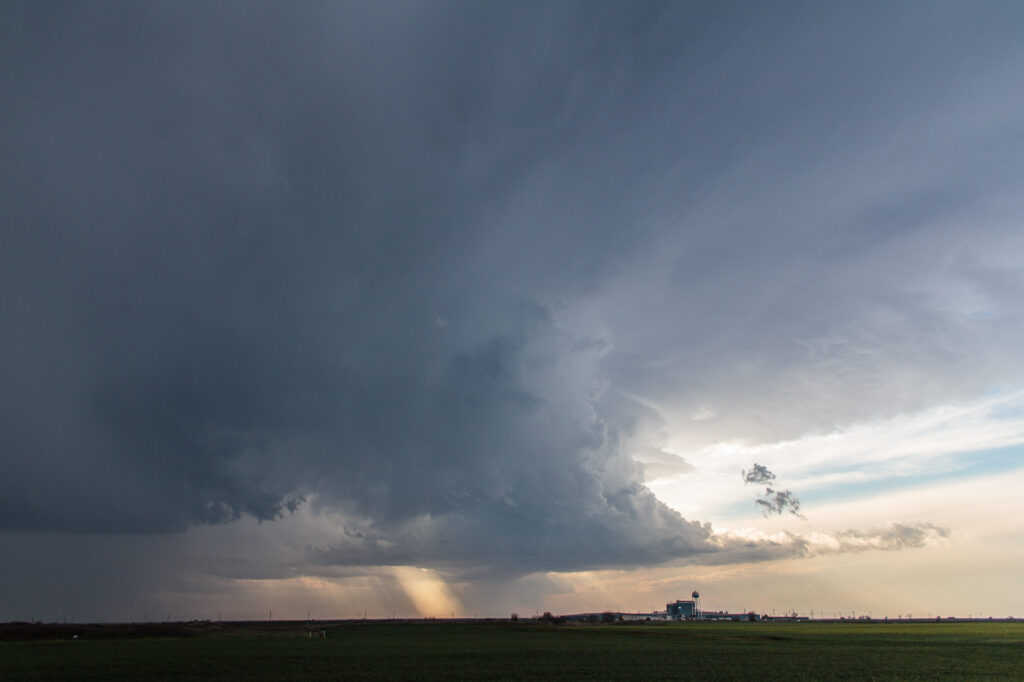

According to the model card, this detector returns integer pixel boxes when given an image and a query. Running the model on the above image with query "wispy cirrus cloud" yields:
[702,523,950,565]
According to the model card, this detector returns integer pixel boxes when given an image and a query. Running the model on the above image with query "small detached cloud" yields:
[742,464,776,486]
[743,464,804,518]
[756,489,803,518]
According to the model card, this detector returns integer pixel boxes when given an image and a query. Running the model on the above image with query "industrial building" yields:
[666,591,703,620]
[666,600,696,619]
[560,590,772,623]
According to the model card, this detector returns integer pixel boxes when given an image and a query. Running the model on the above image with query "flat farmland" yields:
[3,620,1023,680]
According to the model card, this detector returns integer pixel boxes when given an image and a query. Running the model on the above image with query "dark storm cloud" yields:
[0,0,730,569]
[2,0,1023,590]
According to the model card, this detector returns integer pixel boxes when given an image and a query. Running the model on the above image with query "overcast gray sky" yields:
[3,1,1024,620]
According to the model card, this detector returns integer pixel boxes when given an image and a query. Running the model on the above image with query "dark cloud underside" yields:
[2,1,1023,578]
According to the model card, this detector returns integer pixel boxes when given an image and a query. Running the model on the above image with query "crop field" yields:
[3,620,1024,680]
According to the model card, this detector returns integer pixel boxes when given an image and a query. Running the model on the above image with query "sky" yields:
[2,1,1024,622]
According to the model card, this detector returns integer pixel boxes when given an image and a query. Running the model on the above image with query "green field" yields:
[3,620,1024,680]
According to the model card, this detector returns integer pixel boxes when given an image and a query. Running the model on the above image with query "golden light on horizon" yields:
[391,566,463,618]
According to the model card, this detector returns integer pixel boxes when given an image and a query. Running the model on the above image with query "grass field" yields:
[3,620,1023,680]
